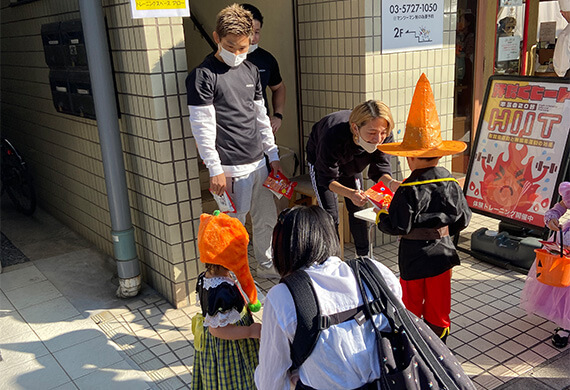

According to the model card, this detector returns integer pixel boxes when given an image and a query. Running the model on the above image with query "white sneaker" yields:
[257,261,280,279]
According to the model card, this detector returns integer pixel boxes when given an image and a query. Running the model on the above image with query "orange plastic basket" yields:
[535,249,570,287]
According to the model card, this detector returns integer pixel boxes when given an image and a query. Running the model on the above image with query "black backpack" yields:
[282,257,476,390]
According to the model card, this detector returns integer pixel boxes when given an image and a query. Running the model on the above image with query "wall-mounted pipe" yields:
[78,0,141,298]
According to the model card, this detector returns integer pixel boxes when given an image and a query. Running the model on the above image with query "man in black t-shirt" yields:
[185,4,281,278]
[241,4,286,134]
[306,101,397,257]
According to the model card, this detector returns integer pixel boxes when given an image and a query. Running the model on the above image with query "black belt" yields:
[296,379,373,390]
[402,226,449,240]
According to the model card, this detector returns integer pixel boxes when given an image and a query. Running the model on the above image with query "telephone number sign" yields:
[382,0,444,54]
[388,3,439,14]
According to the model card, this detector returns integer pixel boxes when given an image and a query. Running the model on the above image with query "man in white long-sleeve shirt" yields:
[554,0,570,77]
[186,4,281,278]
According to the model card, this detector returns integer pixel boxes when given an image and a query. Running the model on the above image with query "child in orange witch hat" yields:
[192,210,261,389]
[375,74,472,343]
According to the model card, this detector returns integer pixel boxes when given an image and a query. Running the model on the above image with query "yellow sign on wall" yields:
[136,1,186,10]
[130,0,190,18]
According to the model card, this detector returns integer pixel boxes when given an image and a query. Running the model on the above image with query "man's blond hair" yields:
[349,100,394,133]
[215,4,254,39]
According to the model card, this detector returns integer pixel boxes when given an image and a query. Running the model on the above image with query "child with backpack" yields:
[192,211,261,390]
[520,182,570,348]
[376,74,472,343]
[255,206,402,389]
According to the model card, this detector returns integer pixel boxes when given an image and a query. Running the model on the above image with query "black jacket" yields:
[306,110,394,188]
[377,166,472,280]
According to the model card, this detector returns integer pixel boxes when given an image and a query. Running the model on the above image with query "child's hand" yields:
[249,322,262,339]
[544,202,566,230]
[374,203,389,215]
[547,218,561,231]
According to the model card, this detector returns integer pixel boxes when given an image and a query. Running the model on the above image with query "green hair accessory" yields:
[248,300,261,312]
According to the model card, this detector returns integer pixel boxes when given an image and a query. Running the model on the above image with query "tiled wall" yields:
[297,0,458,174]
[1,0,201,307]
[1,0,459,305]
[296,0,458,245]
[105,2,202,307]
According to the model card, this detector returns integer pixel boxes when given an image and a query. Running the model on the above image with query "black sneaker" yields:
[552,328,569,349]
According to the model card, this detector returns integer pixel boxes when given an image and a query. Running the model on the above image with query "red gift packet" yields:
[210,190,236,213]
[364,182,394,209]
[263,171,297,199]
[539,240,570,256]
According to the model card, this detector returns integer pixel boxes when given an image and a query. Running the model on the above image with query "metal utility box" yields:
[49,70,73,115]
[68,70,95,119]
[60,20,88,68]
[42,19,96,120]
[41,22,66,68]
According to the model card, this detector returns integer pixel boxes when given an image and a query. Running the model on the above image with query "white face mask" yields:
[357,135,379,153]
[248,44,258,54]
[218,44,247,67]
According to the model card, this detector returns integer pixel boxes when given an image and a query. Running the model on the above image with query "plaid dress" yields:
[192,273,260,390]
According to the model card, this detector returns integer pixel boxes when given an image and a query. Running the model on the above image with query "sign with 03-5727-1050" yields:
[381,0,443,54]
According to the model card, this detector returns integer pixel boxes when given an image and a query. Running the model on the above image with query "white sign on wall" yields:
[130,0,190,19]
[497,36,521,61]
[500,0,523,6]
[381,0,444,54]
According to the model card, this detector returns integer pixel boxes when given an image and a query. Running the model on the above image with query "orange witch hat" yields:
[378,73,467,157]
[197,211,260,312]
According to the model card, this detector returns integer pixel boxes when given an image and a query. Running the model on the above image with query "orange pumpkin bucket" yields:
[534,248,570,288]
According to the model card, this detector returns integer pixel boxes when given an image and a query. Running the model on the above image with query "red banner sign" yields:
[465,76,570,228]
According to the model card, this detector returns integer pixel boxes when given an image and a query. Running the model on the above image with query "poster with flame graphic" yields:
[465,75,570,229]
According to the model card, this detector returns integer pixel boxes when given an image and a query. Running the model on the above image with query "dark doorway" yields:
[453,1,477,174]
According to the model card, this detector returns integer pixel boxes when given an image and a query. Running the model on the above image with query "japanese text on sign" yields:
[464,77,570,228]
[497,36,521,61]
[130,0,189,18]
[382,0,443,53]
[136,1,186,10]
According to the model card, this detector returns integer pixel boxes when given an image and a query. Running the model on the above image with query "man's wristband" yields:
[273,112,283,120]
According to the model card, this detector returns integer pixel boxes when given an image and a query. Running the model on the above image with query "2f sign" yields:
[382,0,444,54]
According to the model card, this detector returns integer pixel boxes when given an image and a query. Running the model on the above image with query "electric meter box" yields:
[49,70,73,115]
[42,19,95,119]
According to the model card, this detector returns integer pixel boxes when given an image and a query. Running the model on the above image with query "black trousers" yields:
[310,166,369,256]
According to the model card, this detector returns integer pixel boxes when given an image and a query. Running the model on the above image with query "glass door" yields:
[533,1,568,76]
[494,0,526,74]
